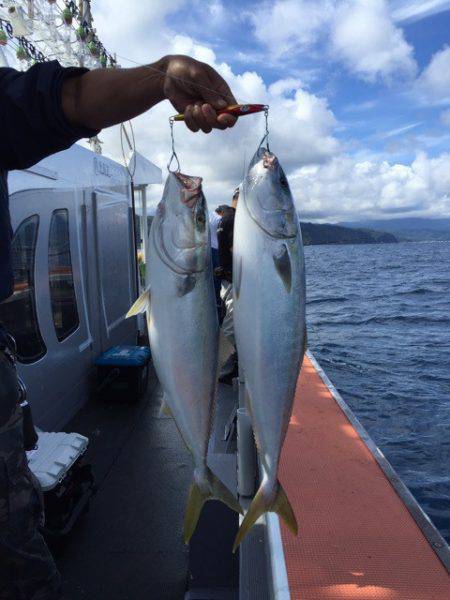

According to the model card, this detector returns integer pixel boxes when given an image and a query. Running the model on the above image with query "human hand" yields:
[162,55,238,133]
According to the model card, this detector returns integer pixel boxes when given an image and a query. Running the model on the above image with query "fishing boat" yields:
[1,142,449,599]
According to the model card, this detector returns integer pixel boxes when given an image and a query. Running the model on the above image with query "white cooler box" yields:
[27,430,95,537]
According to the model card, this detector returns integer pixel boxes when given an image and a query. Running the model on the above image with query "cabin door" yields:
[3,189,94,429]
[84,191,137,355]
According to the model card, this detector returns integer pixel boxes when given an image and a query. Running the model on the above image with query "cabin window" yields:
[49,209,79,341]
[0,215,47,363]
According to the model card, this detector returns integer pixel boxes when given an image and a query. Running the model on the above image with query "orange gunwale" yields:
[278,352,450,600]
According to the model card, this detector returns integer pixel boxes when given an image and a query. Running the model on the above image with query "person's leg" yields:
[219,283,238,384]
[0,351,61,600]
[211,247,222,317]
[220,282,235,348]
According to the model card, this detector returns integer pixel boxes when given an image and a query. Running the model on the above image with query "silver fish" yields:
[232,148,306,551]
[128,172,242,543]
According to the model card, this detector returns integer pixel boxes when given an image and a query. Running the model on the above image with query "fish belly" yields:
[148,253,218,462]
[233,207,305,477]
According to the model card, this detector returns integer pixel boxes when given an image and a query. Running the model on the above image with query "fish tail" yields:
[159,399,172,418]
[183,467,243,544]
[126,288,151,318]
[232,480,298,553]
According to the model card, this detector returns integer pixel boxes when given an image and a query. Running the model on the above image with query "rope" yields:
[115,53,244,106]
[120,121,136,181]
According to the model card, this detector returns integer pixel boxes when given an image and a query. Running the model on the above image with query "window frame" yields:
[48,208,80,343]
[1,214,47,364]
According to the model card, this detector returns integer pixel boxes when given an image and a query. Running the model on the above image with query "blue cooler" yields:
[95,345,152,401]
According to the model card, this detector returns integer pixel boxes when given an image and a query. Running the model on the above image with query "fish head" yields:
[244,148,298,239]
[154,172,209,274]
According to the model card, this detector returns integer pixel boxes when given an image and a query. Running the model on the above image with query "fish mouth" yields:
[263,152,278,170]
[176,173,203,209]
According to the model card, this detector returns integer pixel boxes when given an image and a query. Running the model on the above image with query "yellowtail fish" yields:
[127,171,242,544]
[232,148,306,551]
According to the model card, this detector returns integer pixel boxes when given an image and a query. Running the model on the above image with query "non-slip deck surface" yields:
[279,355,450,600]
[57,369,192,599]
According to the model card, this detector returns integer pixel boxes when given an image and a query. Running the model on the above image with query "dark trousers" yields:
[0,349,61,600]
[211,247,222,316]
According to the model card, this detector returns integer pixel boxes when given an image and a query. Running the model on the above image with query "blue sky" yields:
[168,0,450,163]
[93,0,450,221]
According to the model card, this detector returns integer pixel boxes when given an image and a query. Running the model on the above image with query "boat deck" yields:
[56,367,193,599]
[55,355,450,599]
[278,353,450,600]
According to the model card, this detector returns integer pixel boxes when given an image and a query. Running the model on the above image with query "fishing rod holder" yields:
[237,368,256,498]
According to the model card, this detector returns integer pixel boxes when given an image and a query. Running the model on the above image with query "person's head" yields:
[216,204,229,216]
[231,187,240,209]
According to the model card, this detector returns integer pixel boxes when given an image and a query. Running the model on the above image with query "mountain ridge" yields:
[300,222,398,246]
[339,218,450,242]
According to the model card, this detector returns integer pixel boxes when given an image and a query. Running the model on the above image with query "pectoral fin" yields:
[234,256,243,299]
[126,288,151,317]
[273,244,291,293]
[177,274,196,297]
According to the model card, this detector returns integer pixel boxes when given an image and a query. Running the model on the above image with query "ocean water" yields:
[305,241,450,543]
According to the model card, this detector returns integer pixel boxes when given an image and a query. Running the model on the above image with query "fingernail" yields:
[216,99,227,109]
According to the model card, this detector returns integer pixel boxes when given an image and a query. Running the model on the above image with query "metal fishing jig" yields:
[171,103,267,122]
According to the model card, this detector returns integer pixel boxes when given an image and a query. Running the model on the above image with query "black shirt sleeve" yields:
[218,209,235,277]
[0,61,100,171]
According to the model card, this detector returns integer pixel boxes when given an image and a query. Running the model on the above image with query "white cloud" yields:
[93,0,184,63]
[343,99,379,112]
[441,109,450,126]
[416,46,450,104]
[391,0,450,23]
[88,0,449,222]
[91,27,339,209]
[331,0,417,82]
[250,0,332,58]
[376,122,422,139]
[291,152,450,221]
[249,0,417,83]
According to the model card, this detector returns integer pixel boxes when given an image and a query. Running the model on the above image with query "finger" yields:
[184,104,199,132]
[213,119,228,130]
[193,102,212,133]
[217,113,238,128]
[201,103,227,130]
[202,103,219,127]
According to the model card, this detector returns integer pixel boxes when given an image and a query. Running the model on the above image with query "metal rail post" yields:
[237,366,255,498]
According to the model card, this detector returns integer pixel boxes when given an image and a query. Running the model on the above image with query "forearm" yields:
[62,57,168,131]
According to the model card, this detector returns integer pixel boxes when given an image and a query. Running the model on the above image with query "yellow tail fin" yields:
[159,399,173,418]
[232,481,297,552]
[184,468,243,544]
[126,289,150,318]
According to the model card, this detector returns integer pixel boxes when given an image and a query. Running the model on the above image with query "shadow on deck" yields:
[56,366,192,599]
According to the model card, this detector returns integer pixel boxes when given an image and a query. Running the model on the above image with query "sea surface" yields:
[305,241,450,543]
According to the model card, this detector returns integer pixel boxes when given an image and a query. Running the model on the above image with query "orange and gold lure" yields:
[172,103,267,122]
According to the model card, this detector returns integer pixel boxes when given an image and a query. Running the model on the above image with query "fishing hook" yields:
[258,105,270,152]
[167,117,181,173]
